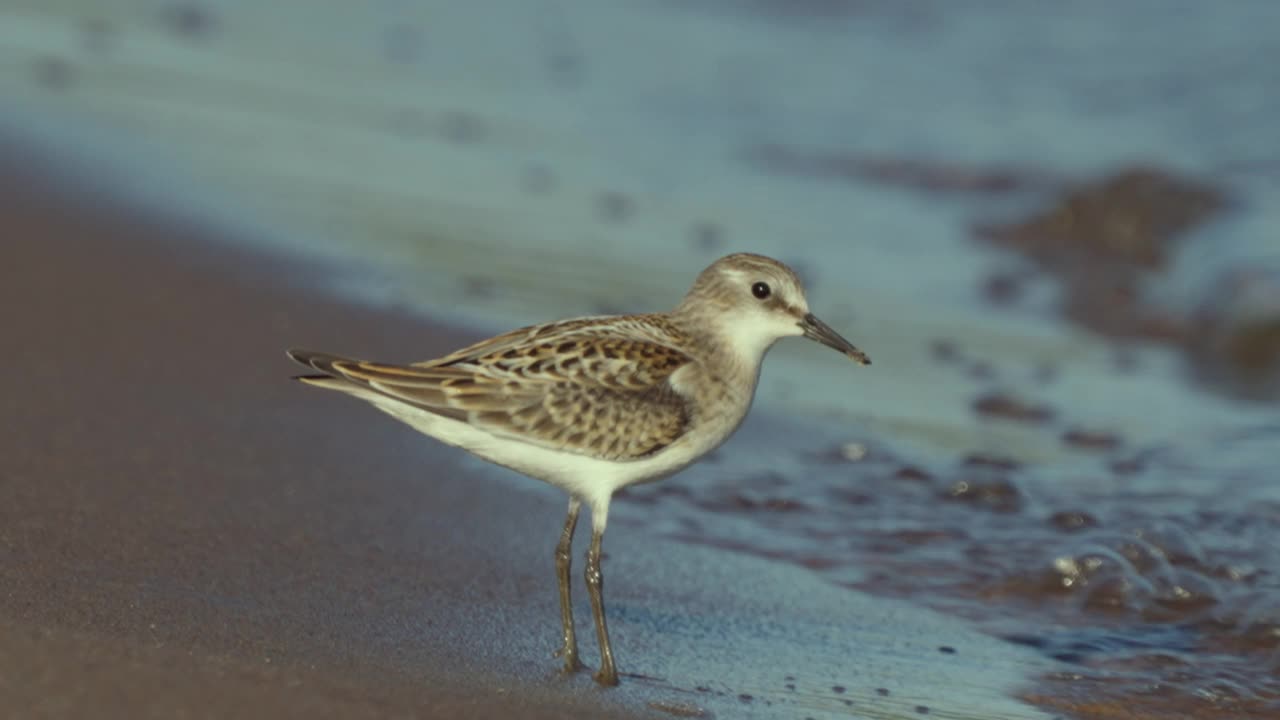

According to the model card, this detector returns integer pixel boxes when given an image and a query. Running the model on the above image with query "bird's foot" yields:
[553,645,585,673]
[593,666,619,687]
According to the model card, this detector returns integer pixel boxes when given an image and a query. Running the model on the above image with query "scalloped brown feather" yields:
[288,315,695,460]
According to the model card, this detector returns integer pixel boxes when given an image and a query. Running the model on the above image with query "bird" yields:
[286,252,870,685]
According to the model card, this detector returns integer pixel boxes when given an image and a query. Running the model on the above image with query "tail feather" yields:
[287,348,367,390]
[287,348,351,376]
[285,348,467,420]
[295,374,354,389]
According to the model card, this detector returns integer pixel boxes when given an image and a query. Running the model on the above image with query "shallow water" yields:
[4,0,1279,715]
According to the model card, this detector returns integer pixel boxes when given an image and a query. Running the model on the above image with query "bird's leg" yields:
[554,498,583,673]
[585,527,619,686]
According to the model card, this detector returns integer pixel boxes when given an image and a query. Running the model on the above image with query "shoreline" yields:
[0,144,1053,719]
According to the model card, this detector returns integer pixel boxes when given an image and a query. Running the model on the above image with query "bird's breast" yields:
[678,363,758,449]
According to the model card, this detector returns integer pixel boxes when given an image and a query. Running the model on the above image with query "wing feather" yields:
[287,317,695,460]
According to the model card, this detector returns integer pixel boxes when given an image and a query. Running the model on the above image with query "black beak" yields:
[800,313,870,365]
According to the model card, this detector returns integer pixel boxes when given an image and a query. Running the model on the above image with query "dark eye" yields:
[751,281,771,300]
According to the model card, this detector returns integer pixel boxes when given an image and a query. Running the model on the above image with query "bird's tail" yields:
[285,348,468,425]
[286,349,366,392]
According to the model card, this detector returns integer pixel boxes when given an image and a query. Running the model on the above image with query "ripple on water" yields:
[619,411,1280,717]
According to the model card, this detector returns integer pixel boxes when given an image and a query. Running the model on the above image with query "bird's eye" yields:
[751,281,771,300]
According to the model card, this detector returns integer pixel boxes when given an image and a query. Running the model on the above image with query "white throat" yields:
[714,313,795,373]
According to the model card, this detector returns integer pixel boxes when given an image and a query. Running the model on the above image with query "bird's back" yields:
[288,313,714,464]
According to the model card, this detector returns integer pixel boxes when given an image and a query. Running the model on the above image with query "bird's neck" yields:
[671,310,774,393]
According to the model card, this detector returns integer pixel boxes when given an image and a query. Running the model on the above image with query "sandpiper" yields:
[287,252,869,685]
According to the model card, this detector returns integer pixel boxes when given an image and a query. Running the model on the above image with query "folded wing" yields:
[288,322,694,461]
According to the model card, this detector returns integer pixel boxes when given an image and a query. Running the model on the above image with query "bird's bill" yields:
[800,313,871,365]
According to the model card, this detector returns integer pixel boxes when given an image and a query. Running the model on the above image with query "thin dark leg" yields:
[554,498,583,672]
[585,528,618,686]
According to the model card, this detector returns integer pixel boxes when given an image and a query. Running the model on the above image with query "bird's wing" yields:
[288,317,696,460]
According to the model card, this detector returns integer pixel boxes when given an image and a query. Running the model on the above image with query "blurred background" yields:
[3,1,1279,717]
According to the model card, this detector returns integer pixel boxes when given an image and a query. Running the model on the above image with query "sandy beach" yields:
[4,2,1278,716]
[0,151,645,719]
[0,143,1060,718]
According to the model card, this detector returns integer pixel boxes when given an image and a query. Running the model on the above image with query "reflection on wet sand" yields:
[3,1,1279,718]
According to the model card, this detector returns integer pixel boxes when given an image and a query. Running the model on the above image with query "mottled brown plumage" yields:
[294,315,696,460]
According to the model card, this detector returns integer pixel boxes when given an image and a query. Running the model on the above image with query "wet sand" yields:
[0,154,647,719]
[0,150,1055,719]
[5,3,1278,716]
